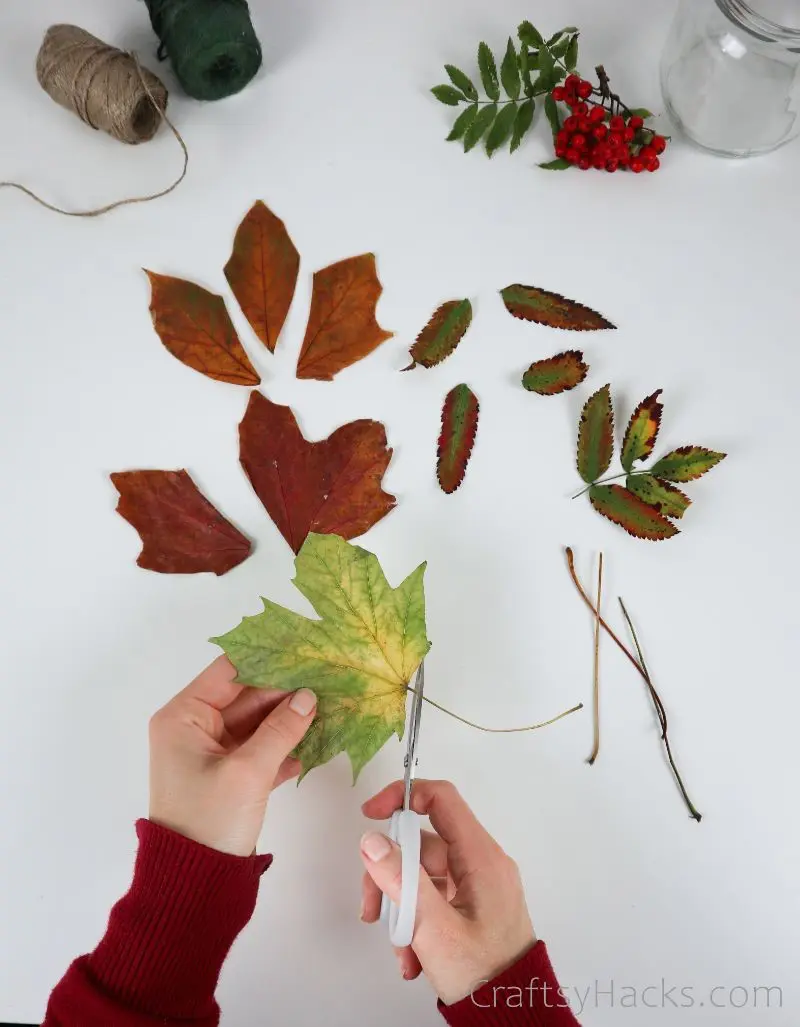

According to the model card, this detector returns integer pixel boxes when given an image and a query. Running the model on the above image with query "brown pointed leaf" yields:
[224,201,300,353]
[621,390,664,471]
[402,299,472,371]
[110,469,252,574]
[145,271,260,386]
[437,384,479,494]
[650,447,727,483]
[577,384,614,484]
[296,254,393,380]
[589,484,679,541]
[522,350,589,395]
[626,474,691,520]
[239,391,396,552]
[500,284,616,331]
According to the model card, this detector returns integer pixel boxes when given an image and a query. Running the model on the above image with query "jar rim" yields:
[717,0,800,45]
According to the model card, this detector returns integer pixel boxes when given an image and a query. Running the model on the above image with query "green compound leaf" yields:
[510,98,535,152]
[544,94,561,139]
[501,38,521,100]
[431,84,464,106]
[486,102,518,155]
[626,474,691,520]
[500,284,616,331]
[464,103,497,151]
[539,157,571,170]
[589,485,679,541]
[577,384,614,484]
[522,350,588,395]
[437,384,480,493]
[650,447,727,483]
[211,533,430,782]
[478,42,500,100]
[402,299,472,370]
[447,103,479,141]
[518,21,544,47]
[445,64,478,100]
[621,390,664,472]
[565,35,579,71]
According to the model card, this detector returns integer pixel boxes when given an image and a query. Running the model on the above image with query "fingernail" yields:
[289,689,316,716]
[361,831,392,862]
[358,899,365,921]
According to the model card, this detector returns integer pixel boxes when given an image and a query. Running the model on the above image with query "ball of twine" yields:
[37,24,168,145]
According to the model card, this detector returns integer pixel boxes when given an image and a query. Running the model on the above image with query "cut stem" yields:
[571,469,645,500]
[587,553,604,764]
[407,685,583,734]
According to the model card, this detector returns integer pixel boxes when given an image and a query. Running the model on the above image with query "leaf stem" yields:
[587,552,603,764]
[571,469,645,500]
[406,685,583,734]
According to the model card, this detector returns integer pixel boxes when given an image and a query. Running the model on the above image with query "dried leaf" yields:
[437,384,479,493]
[577,385,614,484]
[650,447,727,483]
[144,271,260,386]
[590,484,679,541]
[211,533,430,781]
[500,284,616,331]
[224,201,300,354]
[296,254,393,381]
[402,299,472,370]
[621,390,664,471]
[110,469,251,575]
[239,391,395,553]
[626,474,691,519]
[522,350,588,395]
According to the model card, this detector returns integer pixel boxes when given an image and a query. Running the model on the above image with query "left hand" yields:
[148,655,317,856]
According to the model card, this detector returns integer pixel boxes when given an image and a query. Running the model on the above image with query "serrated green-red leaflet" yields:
[437,384,479,493]
[590,485,679,541]
[403,299,472,370]
[621,390,663,471]
[522,350,588,395]
[500,284,616,331]
[650,447,727,482]
[626,474,691,519]
[577,384,614,484]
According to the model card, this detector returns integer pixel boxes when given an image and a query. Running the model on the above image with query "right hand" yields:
[360,779,536,1006]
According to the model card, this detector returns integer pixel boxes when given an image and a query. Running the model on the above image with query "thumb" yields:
[237,688,317,776]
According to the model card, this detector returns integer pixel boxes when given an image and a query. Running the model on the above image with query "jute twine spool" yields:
[1,24,188,217]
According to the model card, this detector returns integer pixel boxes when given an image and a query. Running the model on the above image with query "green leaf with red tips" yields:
[590,485,680,541]
[577,384,614,484]
[626,474,691,520]
[403,299,472,370]
[522,350,588,395]
[650,447,727,482]
[500,284,616,331]
[621,390,664,471]
[437,384,479,493]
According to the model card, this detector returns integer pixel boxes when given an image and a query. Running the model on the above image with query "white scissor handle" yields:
[379,808,422,947]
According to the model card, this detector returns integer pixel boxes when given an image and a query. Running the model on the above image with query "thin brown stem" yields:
[587,553,604,764]
[406,685,583,733]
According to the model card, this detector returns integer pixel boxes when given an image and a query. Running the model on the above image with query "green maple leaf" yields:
[211,533,430,781]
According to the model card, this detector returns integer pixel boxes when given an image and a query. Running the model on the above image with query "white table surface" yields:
[1,0,799,1024]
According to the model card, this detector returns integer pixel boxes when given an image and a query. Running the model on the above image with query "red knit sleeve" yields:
[438,941,581,1027]
[42,819,272,1027]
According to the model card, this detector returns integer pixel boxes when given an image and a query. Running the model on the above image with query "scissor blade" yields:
[403,661,425,810]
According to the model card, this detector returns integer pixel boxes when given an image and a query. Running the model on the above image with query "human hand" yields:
[149,655,316,857]
[360,779,536,1005]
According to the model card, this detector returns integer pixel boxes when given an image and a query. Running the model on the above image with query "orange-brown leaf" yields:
[145,271,260,386]
[296,254,393,380]
[224,201,300,353]
[522,350,589,395]
[589,484,679,541]
[500,284,616,331]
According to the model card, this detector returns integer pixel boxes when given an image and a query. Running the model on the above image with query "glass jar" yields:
[660,0,800,156]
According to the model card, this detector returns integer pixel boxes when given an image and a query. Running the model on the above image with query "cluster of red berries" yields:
[551,75,667,173]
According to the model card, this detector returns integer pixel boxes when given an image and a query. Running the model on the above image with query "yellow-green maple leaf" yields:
[211,533,430,781]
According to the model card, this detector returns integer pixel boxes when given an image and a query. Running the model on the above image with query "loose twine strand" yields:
[0,24,188,218]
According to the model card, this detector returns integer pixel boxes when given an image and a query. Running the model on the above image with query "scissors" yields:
[379,659,425,948]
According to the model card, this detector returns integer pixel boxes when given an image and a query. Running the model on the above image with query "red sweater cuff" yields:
[45,819,271,1025]
[438,942,581,1027]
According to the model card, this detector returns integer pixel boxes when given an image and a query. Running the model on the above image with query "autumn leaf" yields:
[145,271,260,386]
[402,299,472,370]
[211,533,430,780]
[224,200,300,354]
[500,284,616,331]
[590,484,679,541]
[621,390,663,471]
[522,350,588,395]
[626,474,691,520]
[110,469,251,575]
[239,391,395,553]
[296,254,393,381]
[650,447,727,483]
[437,384,479,494]
[577,385,614,484]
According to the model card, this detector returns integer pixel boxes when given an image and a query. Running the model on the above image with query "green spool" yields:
[143,0,262,101]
